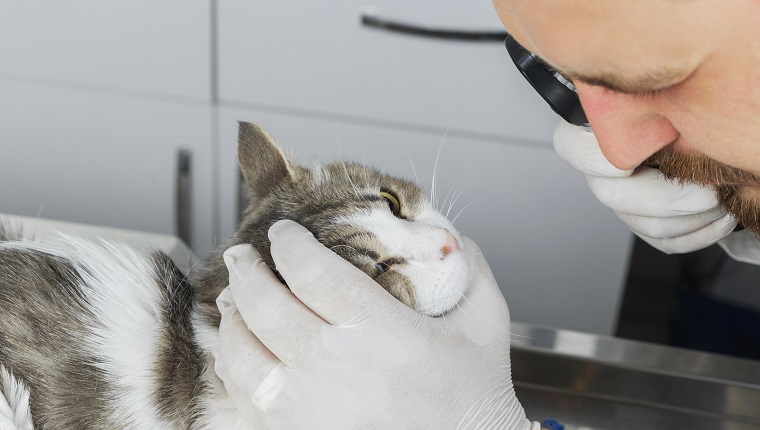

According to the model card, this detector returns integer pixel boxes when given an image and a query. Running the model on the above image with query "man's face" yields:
[493,0,760,233]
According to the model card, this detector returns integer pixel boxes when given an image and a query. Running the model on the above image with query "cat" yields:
[0,122,469,429]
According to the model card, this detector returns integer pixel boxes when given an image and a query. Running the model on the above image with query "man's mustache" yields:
[645,146,760,187]
[645,145,760,236]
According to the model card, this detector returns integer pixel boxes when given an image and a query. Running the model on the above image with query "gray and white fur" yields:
[0,122,468,429]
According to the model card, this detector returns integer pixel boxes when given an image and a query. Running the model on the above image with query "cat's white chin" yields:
[405,250,470,317]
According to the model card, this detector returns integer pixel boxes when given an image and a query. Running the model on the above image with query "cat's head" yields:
[234,122,469,317]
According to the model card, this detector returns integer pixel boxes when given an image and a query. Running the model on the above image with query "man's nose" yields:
[575,82,679,170]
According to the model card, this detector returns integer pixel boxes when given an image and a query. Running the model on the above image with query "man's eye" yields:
[633,88,666,99]
[380,190,401,217]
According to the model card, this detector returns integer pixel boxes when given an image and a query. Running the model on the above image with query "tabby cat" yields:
[0,122,469,429]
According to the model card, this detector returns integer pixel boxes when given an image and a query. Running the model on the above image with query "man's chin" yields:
[717,184,760,236]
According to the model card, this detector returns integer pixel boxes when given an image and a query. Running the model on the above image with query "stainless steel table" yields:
[511,323,760,429]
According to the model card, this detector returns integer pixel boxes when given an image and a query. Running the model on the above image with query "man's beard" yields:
[645,146,760,236]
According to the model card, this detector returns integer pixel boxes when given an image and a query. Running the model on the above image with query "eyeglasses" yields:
[505,33,588,127]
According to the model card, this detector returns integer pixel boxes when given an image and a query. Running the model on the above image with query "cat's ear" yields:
[238,121,295,198]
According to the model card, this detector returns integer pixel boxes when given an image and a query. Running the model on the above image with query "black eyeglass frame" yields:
[504,34,588,126]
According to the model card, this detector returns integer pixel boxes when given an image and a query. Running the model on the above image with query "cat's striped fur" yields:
[0,122,468,429]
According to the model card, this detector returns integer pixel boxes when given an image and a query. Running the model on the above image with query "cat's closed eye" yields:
[375,257,404,274]
[380,189,402,217]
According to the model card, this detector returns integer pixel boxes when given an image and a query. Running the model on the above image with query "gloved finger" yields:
[586,166,720,217]
[443,237,511,343]
[218,374,269,427]
[223,244,327,370]
[214,288,276,427]
[616,206,728,239]
[215,287,280,401]
[553,120,634,177]
[635,212,737,254]
[268,220,414,327]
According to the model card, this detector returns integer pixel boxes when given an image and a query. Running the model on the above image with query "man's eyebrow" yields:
[562,67,689,94]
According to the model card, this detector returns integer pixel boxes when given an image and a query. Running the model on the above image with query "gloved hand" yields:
[553,120,737,254]
[212,219,539,430]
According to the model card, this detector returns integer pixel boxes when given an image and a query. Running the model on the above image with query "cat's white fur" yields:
[70,238,176,428]
[0,365,34,430]
[0,236,244,429]
[337,205,469,316]
[0,237,177,427]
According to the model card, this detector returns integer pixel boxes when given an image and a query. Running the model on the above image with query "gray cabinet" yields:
[0,81,215,254]
[218,0,558,143]
[0,0,210,100]
[0,1,214,253]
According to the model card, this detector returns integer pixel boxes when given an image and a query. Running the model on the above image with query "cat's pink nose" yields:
[441,229,460,258]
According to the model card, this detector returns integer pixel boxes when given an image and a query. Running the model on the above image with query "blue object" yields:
[541,419,565,430]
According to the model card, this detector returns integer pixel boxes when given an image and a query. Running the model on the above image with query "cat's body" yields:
[0,122,469,429]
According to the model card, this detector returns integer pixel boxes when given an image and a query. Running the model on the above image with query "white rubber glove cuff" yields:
[719,229,760,266]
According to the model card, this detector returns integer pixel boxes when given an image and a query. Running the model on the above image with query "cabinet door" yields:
[218,0,558,144]
[0,81,214,254]
[0,1,210,100]
[217,110,633,335]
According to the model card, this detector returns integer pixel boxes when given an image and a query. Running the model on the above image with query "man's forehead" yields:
[495,0,717,89]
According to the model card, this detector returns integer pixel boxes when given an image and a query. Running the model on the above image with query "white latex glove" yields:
[718,229,760,266]
[212,219,539,430]
[554,120,738,254]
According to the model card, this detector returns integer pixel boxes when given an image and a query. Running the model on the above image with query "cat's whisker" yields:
[420,292,461,317]
[440,182,459,214]
[179,255,204,286]
[334,119,341,149]
[451,288,533,343]
[417,303,438,314]
[451,198,483,226]
[430,119,453,210]
[406,155,420,185]
[439,304,452,336]
[340,160,362,198]
[442,182,464,217]
[446,183,471,220]
[362,155,370,189]
[508,332,539,340]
